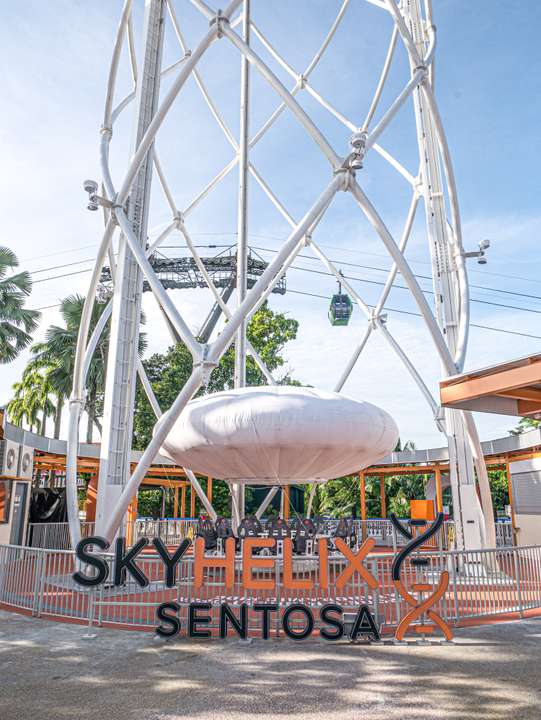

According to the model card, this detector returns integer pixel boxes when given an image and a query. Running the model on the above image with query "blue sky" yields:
[0,0,540,448]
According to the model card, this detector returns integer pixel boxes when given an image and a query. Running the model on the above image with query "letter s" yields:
[156,602,181,637]
[73,536,109,587]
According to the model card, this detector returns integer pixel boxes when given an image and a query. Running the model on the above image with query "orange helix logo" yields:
[390,512,453,642]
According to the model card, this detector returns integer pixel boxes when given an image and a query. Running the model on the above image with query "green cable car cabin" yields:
[328,292,353,326]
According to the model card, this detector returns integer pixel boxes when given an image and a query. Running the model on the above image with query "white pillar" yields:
[405,0,485,549]
[96,0,166,536]
[232,0,251,528]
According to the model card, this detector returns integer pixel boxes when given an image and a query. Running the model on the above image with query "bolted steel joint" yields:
[195,359,219,385]
[333,165,355,191]
[209,9,230,38]
[370,310,387,330]
[194,344,219,385]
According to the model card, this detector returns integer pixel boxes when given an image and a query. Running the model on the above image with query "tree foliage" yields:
[0,247,40,363]
[132,302,299,450]
[10,294,145,443]
[510,417,540,435]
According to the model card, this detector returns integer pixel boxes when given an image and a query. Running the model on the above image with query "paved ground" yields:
[1,611,541,720]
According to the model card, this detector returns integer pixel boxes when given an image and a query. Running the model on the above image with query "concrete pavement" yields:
[0,610,540,719]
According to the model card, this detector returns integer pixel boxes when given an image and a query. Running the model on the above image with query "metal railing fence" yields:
[26,517,462,551]
[1,541,539,633]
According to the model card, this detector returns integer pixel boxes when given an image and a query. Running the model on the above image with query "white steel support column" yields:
[405,0,485,549]
[96,0,166,536]
[232,0,251,526]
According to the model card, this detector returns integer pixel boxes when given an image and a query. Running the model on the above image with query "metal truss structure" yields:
[67,0,496,551]
[98,246,286,298]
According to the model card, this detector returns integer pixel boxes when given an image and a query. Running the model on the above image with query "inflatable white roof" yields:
[159,386,398,485]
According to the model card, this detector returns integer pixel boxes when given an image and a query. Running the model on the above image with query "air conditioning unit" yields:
[18,446,34,481]
[0,440,20,477]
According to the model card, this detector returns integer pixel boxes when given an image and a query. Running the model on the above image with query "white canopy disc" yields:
[158,386,399,485]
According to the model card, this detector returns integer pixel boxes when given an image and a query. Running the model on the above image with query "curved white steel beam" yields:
[336,188,419,391]
[350,179,456,375]
[377,320,439,417]
[334,325,373,393]
[362,25,398,131]
[420,81,469,370]
[116,0,243,207]
[220,25,341,168]
[103,0,133,130]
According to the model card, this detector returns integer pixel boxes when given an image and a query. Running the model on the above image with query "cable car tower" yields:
[68,0,496,551]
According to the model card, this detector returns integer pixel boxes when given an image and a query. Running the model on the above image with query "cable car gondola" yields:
[328,275,353,326]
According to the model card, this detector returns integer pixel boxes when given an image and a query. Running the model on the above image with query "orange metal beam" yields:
[440,357,541,404]
[435,466,443,513]
[181,484,186,518]
[359,472,367,523]
[498,388,541,402]
[517,400,541,416]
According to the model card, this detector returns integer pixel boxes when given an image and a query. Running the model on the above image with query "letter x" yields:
[335,538,378,590]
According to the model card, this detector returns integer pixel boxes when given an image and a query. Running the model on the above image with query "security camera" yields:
[83,179,98,195]
[349,130,367,171]
[464,238,490,265]
[83,179,100,211]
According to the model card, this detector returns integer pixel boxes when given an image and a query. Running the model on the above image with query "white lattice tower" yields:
[67,0,496,550]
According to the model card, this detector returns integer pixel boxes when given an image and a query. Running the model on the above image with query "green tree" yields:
[489,469,510,516]
[9,294,145,442]
[0,247,40,363]
[26,295,110,442]
[7,367,52,433]
[511,417,540,435]
[133,302,299,450]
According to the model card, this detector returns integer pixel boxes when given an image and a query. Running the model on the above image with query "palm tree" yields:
[26,294,145,442]
[30,295,110,443]
[0,247,40,363]
[22,354,66,438]
[7,368,52,433]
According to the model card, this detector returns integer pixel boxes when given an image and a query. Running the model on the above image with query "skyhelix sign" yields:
[73,514,452,642]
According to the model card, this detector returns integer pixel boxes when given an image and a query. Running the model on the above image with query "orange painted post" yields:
[435,466,443,513]
[283,485,290,521]
[84,473,98,522]
[181,484,186,518]
[190,484,196,518]
[173,487,179,518]
[359,472,367,541]
[126,494,138,546]
[380,476,386,519]
[207,476,213,503]
[506,459,517,545]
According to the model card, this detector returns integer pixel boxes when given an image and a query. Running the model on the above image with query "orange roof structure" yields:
[440,353,541,418]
